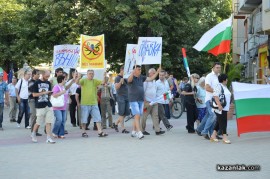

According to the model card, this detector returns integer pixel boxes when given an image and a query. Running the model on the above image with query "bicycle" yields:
[170,98,183,119]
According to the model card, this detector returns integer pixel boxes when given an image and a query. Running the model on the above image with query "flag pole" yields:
[223,53,228,73]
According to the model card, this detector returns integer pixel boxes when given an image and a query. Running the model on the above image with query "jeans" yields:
[0,103,4,128]
[197,100,216,136]
[53,110,66,136]
[163,104,171,119]
[17,99,29,128]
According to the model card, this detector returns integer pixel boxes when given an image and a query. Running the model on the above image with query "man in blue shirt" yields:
[7,76,17,122]
[0,72,9,130]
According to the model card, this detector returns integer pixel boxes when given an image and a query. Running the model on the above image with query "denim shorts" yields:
[81,105,101,123]
[130,101,144,116]
[117,96,130,116]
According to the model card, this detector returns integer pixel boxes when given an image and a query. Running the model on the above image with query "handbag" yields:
[210,84,226,109]
[50,85,65,107]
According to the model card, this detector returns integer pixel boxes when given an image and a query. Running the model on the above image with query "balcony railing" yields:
[254,11,262,33]
[238,0,262,14]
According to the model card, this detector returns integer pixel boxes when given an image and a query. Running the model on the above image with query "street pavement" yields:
[0,106,269,179]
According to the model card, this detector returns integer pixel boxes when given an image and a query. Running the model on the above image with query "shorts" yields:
[81,105,101,124]
[130,101,144,116]
[36,106,54,125]
[117,96,130,116]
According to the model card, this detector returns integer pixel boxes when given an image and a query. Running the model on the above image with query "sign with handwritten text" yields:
[124,44,137,78]
[137,37,162,65]
[53,45,79,69]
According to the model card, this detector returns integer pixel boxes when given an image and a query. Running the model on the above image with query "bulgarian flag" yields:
[193,16,232,56]
[232,82,270,136]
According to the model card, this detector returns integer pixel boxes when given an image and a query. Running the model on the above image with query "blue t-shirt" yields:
[0,82,8,103]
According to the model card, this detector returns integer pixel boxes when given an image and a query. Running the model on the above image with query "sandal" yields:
[82,132,88,138]
[58,136,65,139]
[52,133,58,138]
[114,124,119,132]
[98,132,108,137]
[122,129,130,134]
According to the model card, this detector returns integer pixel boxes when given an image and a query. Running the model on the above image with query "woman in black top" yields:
[181,74,200,133]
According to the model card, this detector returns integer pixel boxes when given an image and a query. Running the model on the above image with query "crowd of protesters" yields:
[0,62,232,144]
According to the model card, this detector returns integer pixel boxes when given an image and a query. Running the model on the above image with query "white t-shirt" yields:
[15,78,29,99]
[156,79,170,104]
[66,79,78,95]
[144,81,156,102]
[205,71,219,101]
[213,83,231,111]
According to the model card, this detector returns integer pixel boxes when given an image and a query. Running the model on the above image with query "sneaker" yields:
[131,131,137,138]
[31,135,37,143]
[26,126,31,129]
[156,131,165,135]
[142,131,150,135]
[137,131,144,139]
[17,123,20,128]
[36,132,42,136]
[46,138,56,144]
[167,125,173,131]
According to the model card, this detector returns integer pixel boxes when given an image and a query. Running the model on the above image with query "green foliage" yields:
[0,0,232,78]
[227,63,242,88]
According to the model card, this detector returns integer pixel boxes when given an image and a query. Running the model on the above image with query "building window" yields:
[265,0,270,12]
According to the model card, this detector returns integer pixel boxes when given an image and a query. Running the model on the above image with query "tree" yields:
[0,0,232,79]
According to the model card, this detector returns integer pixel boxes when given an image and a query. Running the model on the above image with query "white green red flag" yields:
[193,16,232,56]
[232,82,270,136]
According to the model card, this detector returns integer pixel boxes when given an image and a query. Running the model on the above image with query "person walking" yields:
[210,74,231,144]
[156,71,173,131]
[181,74,199,133]
[7,76,17,123]
[99,77,114,129]
[111,82,117,115]
[31,70,56,143]
[16,70,31,128]
[0,72,9,130]
[195,77,206,127]
[141,68,165,136]
[52,75,69,139]
[112,66,130,134]
[127,65,160,139]
[66,71,79,127]
[28,69,40,128]
[196,62,221,139]
[78,70,108,137]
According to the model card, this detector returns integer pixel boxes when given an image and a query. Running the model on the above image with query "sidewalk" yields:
[0,106,269,179]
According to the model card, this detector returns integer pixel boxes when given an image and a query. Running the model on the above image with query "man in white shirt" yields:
[16,70,31,128]
[196,62,221,139]
[141,68,165,135]
[156,71,173,130]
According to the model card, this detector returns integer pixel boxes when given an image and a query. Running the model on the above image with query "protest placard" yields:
[53,45,80,69]
[80,34,105,69]
[137,37,162,65]
[124,44,137,78]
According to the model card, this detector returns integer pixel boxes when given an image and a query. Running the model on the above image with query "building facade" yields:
[233,0,270,84]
